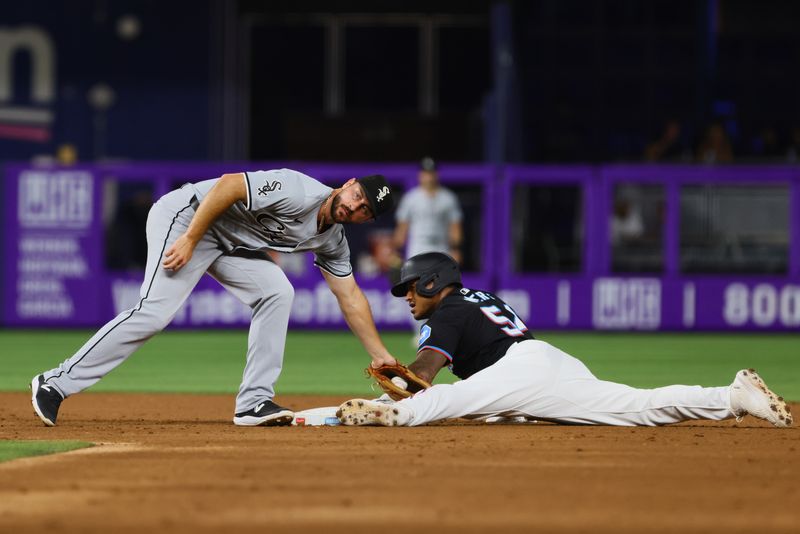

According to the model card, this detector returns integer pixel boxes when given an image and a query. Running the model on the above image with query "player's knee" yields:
[258,278,293,308]
[275,281,294,304]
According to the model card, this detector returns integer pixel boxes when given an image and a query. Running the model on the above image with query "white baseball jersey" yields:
[190,169,352,277]
[395,186,462,258]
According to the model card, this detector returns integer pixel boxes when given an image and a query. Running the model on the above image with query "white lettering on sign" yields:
[557,281,570,326]
[593,278,661,330]
[362,288,410,324]
[109,279,425,327]
[17,298,73,318]
[723,283,800,328]
[20,237,79,253]
[189,290,250,324]
[0,26,55,104]
[112,280,142,314]
[18,171,93,229]
[17,279,64,293]
[18,257,88,276]
[15,234,88,319]
[0,25,55,142]
[683,282,695,328]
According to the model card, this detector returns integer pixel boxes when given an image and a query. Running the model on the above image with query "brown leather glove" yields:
[366,363,432,401]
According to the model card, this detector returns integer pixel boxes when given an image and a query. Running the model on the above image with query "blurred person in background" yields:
[392,157,463,337]
[644,118,691,162]
[696,122,734,164]
[753,126,783,160]
[610,196,644,247]
[393,157,463,264]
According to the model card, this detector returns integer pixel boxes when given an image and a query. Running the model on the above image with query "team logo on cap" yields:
[376,186,390,203]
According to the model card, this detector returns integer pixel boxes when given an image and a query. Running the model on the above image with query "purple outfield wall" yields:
[3,163,799,331]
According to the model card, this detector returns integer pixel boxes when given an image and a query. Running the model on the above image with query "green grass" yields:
[0,440,93,463]
[1,330,798,399]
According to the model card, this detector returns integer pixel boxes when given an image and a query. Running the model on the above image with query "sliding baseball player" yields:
[338,252,793,428]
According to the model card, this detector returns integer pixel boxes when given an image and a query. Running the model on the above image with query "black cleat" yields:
[31,375,63,427]
[233,400,294,426]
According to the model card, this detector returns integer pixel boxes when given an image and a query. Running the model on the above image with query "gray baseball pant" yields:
[42,186,294,414]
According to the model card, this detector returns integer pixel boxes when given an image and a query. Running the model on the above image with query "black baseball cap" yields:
[356,174,395,218]
[420,156,437,171]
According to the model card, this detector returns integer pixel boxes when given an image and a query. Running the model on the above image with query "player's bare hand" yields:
[163,234,196,271]
[371,354,398,368]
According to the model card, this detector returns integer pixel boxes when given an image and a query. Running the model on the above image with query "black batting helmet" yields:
[391,252,462,298]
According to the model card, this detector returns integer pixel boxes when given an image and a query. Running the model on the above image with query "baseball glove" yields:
[366,363,431,401]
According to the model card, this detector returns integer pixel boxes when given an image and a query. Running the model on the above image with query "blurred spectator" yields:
[696,123,734,164]
[356,230,397,276]
[644,119,691,162]
[610,197,644,246]
[753,126,783,159]
[393,157,463,264]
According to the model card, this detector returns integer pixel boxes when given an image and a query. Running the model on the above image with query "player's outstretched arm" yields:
[163,173,246,271]
[322,270,397,367]
[448,221,463,264]
[408,349,448,384]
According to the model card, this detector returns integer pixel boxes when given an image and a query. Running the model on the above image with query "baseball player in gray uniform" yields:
[393,158,462,336]
[393,157,463,262]
[30,169,398,427]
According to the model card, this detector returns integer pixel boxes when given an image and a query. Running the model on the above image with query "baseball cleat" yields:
[31,374,64,427]
[336,399,411,426]
[233,400,294,426]
[729,369,792,428]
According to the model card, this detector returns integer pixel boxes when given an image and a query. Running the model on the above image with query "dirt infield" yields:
[1,392,797,534]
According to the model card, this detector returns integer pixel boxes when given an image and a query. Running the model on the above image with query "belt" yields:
[190,194,200,210]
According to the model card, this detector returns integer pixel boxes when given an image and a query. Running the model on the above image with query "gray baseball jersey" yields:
[40,168,350,419]
[395,186,462,258]
[190,169,352,277]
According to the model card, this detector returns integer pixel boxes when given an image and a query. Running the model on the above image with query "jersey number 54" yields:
[480,305,529,337]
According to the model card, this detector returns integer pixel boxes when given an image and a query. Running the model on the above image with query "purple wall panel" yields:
[495,276,800,331]
[3,162,799,330]
[4,165,104,326]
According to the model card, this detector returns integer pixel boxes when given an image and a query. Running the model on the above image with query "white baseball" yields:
[391,376,408,390]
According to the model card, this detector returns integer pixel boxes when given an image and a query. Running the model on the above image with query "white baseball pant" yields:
[399,340,734,426]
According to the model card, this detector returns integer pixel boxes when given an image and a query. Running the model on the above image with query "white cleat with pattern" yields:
[730,369,792,428]
[336,399,412,426]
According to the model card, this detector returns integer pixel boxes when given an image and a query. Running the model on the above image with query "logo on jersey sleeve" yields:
[257,181,282,196]
[418,324,432,346]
